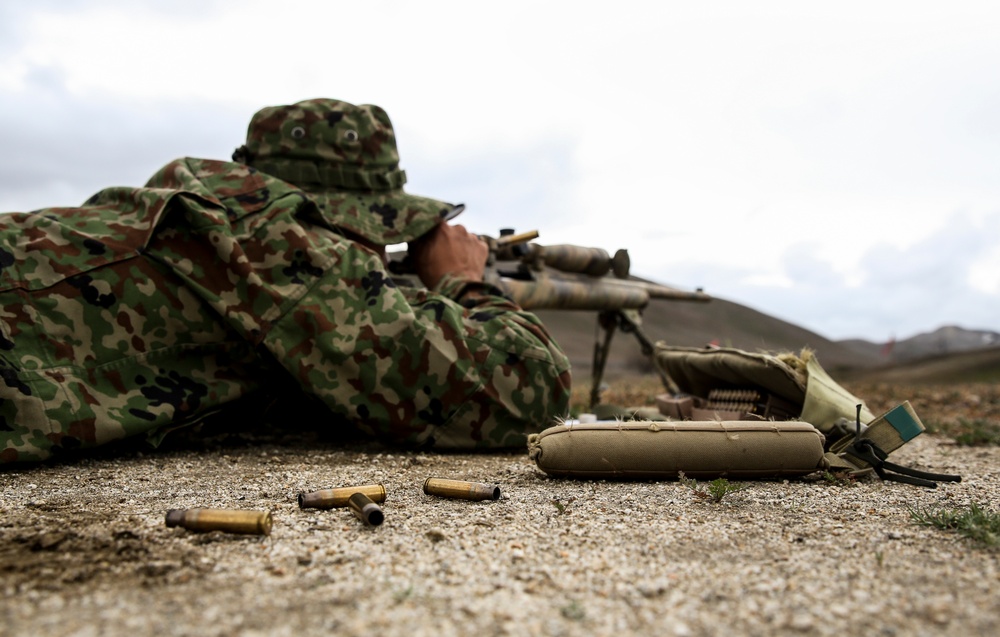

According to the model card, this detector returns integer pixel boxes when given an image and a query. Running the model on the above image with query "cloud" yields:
[404,137,582,237]
[1,1,999,342]
[0,85,245,211]
[664,210,1000,341]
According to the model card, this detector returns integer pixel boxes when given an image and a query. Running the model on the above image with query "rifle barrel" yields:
[609,279,712,303]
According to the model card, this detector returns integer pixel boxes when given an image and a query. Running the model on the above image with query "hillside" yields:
[533,287,1000,385]
[841,325,1000,362]
[838,345,1000,384]
[533,292,886,380]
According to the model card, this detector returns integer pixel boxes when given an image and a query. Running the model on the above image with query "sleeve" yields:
[144,157,572,449]
[264,241,573,450]
[0,164,271,464]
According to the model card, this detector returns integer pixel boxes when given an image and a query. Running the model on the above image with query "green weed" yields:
[922,418,1000,446]
[821,470,858,487]
[909,503,1000,547]
[551,496,575,515]
[560,600,586,621]
[953,419,1000,446]
[679,472,747,503]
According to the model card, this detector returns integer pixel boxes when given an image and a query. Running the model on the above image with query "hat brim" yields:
[305,187,464,246]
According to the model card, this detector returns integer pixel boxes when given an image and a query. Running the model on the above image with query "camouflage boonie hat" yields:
[233,98,463,245]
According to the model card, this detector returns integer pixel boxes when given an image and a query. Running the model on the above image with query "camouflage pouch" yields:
[650,344,962,487]
[653,344,873,439]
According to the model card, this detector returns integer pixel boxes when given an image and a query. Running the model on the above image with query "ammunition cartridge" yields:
[495,229,539,248]
[423,478,501,501]
[298,484,387,509]
[348,493,384,527]
[164,508,272,535]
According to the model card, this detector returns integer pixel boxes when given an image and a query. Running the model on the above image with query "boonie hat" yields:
[233,98,463,245]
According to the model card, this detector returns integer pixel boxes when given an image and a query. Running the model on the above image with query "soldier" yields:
[0,98,572,464]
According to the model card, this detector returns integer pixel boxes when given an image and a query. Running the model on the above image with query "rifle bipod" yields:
[589,309,680,409]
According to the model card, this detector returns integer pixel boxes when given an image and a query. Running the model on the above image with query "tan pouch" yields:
[527,420,827,480]
[654,345,874,436]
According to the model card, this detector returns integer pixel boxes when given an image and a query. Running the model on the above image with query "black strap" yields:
[843,403,962,488]
[844,440,962,488]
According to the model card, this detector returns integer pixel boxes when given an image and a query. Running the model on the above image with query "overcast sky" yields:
[2,1,998,343]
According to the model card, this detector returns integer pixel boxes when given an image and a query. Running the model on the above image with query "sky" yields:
[1,0,998,343]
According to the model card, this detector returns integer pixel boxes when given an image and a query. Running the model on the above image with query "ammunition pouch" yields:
[653,344,873,438]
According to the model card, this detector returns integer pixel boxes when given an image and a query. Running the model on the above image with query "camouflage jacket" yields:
[0,158,571,464]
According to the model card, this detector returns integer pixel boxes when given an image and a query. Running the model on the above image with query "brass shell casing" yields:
[298,484,387,509]
[423,478,501,501]
[348,493,384,527]
[165,508,272,535]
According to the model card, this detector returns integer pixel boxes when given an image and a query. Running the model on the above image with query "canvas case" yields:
[529,345,961,487]
[528,420,826,480]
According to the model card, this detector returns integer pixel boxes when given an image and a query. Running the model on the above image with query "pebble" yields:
[1,435,997,636]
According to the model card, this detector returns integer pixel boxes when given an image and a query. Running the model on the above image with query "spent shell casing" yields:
[298,484,387,509]
[423,478,501,501]
[164,508,272,535]
[348,493,384,527]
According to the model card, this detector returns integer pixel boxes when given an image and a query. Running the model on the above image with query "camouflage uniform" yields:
[0,99,572,464]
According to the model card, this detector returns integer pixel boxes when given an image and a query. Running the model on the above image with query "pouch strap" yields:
[843,439,962,488]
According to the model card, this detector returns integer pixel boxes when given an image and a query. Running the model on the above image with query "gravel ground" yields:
[1,431,997,637]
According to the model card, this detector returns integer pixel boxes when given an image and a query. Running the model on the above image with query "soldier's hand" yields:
[408,223,488,289]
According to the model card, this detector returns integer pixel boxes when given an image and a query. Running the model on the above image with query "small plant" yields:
[921,418,1000,446]
[706,478,747,502]
[560,600,586,621]
[821,470,857,487]
[551,496,575,515]
[679,472,746,503]
[910,503,1000,547]
[953,419,1000,447]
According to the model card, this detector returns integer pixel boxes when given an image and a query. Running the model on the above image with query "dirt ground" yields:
[2,384,999,636]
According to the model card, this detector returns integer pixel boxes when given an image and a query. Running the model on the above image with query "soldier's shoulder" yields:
[145,157,302,200]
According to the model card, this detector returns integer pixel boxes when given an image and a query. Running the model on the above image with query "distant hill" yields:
[840,326,1000,363]
[533,290,886,380]
[837,345,1000,384]
[533,287,999,383]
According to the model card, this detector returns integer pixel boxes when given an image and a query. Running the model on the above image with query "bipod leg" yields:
[616,309,680,395]
[590,311,618,409]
